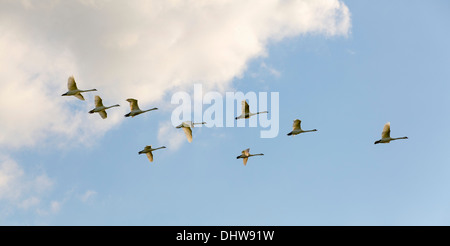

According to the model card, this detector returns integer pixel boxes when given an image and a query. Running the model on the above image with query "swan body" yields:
[287,119,317,136]
[374,122,408,144]
[138,145,166,162]
[235,100,268,120]
[124,98,158,117]
[61,76,97,100]
[236,148,264,166]
[88,95,120,119]
[175,121,206,143]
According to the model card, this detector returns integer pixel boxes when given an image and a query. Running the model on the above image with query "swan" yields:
[61,76,97,100]
[235,100,268,120]
[236,148,264,166]
[175,121,206,143]
[287,119,317,136]
[88,95,120,119]
[138,145,166,162]
[124,98,158,117]
[374,122,408,144]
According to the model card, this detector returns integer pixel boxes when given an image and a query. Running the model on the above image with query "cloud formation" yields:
[0,0,351,150]
[80,190,97,203]
[0,155,53,208]
[0,1,351,217]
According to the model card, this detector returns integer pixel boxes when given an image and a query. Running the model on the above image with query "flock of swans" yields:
[62,75,408,165]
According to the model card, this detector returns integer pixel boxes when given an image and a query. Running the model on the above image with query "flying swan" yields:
[287,119,317,136]
[88,95,120,119]
[124,98,158,117]
[175,121,206,143]
[236,148,264,166]
[374,122,408,144]
[138,145,166,163]
[235,100,268,120]
[61,76,97,100]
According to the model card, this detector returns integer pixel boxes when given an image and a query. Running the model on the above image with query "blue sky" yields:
[1,0,450,225]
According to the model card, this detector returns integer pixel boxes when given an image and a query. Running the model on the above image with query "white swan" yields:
[88,95,120,119]
[235,100,268,120]
[124,98,158,117]
[287,119,317,136]
[236,148,264,166]
[374,122,408,144]
[175,121,206,143]
[61,76,97,100]
[138,145,166,162]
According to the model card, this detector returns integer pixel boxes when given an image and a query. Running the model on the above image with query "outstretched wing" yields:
[94,95,104,107]
[243,157,248,166]
[127,98,140,111]
[68,76,78,91]
[98,110,107,119]
[381,122,391,139]
[293,119,301,130]
[242,100,250,115]
[182,127,193,143]
[74,93,85,101]
[146,152,154,162]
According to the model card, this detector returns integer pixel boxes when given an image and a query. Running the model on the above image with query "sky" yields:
[0,0,450,226]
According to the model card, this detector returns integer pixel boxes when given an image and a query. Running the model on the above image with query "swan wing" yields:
[146,152,154,162]
[127,98,140,111]
[293,119,301,130]
[74,93,85,101]
[243,157,248,166]
[68,76,78,91]
[182,127,193,143]
[242,100,250,115]
[381,122,391,139]
[98,110,107,119]
[94,95,104,107]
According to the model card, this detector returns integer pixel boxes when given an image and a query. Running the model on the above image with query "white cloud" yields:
[265,66,281,78]
[18,197,41,210]
[80,190,97,203]
[0,0,351,223]
[260,62,281,78]
[0,156,24,201]
[0,0,351,151]
[36,200,62,216]
[0,155,53,206]
[50,201,61,213]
